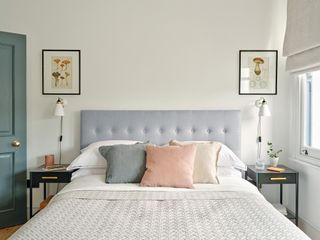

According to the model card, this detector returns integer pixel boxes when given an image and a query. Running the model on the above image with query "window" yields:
[299,69,320,159]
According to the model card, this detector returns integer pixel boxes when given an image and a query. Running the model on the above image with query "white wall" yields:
[0,0,288,212]
[286,159,320,239]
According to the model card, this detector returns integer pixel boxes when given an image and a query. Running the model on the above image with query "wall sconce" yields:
[54,98,66,164]
[255,97,271,170]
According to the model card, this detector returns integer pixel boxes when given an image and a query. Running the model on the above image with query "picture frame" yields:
[42,49,81,95]
[239,50,278,95]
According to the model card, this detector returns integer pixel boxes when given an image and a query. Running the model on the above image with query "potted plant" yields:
[267,142,282,167]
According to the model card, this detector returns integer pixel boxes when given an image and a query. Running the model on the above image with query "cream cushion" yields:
[169,140,221,184]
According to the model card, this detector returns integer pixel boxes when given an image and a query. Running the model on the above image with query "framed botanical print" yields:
[239,50,278,95]
[42,49,81,95]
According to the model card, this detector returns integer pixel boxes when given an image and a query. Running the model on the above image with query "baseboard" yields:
[299,217,320,240]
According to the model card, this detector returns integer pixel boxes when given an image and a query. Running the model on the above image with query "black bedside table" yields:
[245,164,299,226]
[29,165,76,218]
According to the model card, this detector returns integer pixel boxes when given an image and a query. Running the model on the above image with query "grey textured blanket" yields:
[11,190,310,240]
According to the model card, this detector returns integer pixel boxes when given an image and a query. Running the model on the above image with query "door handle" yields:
[11,140,21,147]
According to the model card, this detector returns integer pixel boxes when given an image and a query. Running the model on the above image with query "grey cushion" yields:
[99,143,147,183]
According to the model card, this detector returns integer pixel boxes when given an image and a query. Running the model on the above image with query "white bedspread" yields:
[11,175,310,240]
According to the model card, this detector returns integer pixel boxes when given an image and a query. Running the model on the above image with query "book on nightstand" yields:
[267,166,285,172]
[42,164,68,171]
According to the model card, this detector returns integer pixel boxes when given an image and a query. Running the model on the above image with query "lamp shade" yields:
[259,103,271,117]
[54,102,64,116]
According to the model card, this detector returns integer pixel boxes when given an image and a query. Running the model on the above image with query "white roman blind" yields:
[283,0,320,72]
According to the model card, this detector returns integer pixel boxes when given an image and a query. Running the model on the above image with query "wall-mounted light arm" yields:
[54,97,66,164]
[255,97,271,169]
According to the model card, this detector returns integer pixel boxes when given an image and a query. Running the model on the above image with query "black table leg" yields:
[256,178,261,191]
[296,173,299,226]
[29,173,33,218]
[43,183,46,200]
[280,184,283,204]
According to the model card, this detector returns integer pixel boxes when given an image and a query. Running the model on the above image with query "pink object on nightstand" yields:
[44,154,55,167]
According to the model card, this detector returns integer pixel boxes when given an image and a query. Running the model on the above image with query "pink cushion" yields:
[140,145,197,188]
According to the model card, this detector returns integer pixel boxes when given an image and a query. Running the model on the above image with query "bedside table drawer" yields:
[31,172,72,185]
[258,173,296,184]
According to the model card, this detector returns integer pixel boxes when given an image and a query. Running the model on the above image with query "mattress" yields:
[11,175,310,240]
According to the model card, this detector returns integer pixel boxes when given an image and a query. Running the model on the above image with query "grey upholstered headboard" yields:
[80,110,241,157]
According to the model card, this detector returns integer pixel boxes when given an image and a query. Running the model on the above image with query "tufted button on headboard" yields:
[80,110,241,157]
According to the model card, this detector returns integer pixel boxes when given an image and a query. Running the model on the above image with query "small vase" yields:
[269,157,279,167]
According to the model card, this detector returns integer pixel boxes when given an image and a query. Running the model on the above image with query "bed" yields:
[11,110,310,240]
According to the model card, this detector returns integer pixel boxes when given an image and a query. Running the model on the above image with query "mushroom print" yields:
[65,72,70,86]
[62,59,71,70]
[51,56,72,89]
[53,58,61,70]
[52,72,61,87]
[253,57,264,76]
[60,76,65,86]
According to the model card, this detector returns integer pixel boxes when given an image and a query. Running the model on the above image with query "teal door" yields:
[0,31,26,227]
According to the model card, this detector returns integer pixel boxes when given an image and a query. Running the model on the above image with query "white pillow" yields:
[67,140,141,170]
[217,167,242,178]
[71,168,106,181]
[219,144,247,171]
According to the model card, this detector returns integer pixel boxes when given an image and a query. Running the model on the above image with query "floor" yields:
[0,225,21,240]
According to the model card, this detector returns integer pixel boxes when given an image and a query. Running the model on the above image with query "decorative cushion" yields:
[169,140,221,183]
[167,140,246,171]
[140,145,197,188]
[99,143,148,183]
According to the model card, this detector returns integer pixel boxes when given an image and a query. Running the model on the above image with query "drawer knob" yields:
[41,176,58,180]
[270,177,287,181]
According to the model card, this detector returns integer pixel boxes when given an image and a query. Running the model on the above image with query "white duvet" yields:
[11,175,310,240]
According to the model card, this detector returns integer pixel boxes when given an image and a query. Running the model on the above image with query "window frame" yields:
[294,67,320,165]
